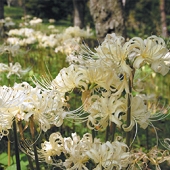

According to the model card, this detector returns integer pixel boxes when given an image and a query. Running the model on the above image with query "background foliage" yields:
[25,0,73,21]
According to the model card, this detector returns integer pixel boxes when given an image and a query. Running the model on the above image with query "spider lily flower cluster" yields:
[30,33,170,168]
[35,132,130,170]
[1,33,170,169]
[0,82,67,136]
[6,25,92,53]
[51,33,170,131]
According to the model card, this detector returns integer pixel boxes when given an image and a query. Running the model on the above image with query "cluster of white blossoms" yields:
[51,33,170,132]
[36,132,130,170]
[6,25,93,53]
[0,17,15,28]
[1,32,170,169]
[0,81,68,136]
[21,33,169,169]
[29,17,43,26]
[0,44,30,79]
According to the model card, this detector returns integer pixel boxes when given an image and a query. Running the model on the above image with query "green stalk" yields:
[18,121,34,170]
[105,124,110,142]
[126,92,131,147]
[8,139,11,166]
[30,116,40,170]
[111,122,116,142]
[92,129,96,140]
[33,141,40,170]
[13,119,21,170]
[126,69,134,148]
[146,128,149,151]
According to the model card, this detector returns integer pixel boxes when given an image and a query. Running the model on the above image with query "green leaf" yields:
[6,164,17,170]
[0,153,28,169]
[0,153,12,165]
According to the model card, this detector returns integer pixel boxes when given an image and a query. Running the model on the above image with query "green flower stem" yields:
[33,141,40,170]
[92,129,96,139]
[27,155,35,170]
[126,69,135,148]
[111,122,116,142]
[18,121,34,170]
[105,125,110,142]
[13,119,21,170]
[8,139,11,166]
[146,128,149,151]
[30,116,40,170]
[7,54,12,86]
[126,92,131,147]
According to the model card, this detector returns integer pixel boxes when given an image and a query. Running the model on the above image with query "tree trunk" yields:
[0,0,4,19]
[160,0,168,37]
[0,0,4,38]
[18,0,23,6]
[89,0,125,41]
[73,0,86,29]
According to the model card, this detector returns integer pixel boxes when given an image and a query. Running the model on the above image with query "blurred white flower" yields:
[0,44,20,56]
[48,19,56,23]
[48,25,55,29]
[8,28,35,37]
[6,37,20,45]
[29,17,42,26]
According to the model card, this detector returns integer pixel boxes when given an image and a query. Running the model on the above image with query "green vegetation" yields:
[4,6,24,25]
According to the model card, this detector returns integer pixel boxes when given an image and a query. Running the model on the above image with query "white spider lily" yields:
[129,35,169,75]
[52,65,79,92]
[0,62,30,78]
[122,95,150,132]
[151,60,169,76]
[19,87,65,131]
[0,83,29,136]
[63,133,91,170]
[86,140,130,169]
[0,84,27,108]
[77,33,132,95]
[86,94,126,130]
[0,44,20,56]
[95,33,132,76]
[0,63,9,72]
[38,132,64,163]
[75,66,115,91]
[0,110,14,136]
[32,132,130,169]
[6,62,30,78]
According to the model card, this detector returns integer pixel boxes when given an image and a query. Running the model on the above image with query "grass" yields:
[4,5,24,24]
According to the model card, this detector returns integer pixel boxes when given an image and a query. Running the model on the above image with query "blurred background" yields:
[0,0,170,39]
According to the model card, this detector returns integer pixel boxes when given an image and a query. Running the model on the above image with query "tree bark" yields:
[160,0,168,37]
[89,0,125,41]
[0,0,4,38]
[0,0,4,19]
[18,0,23,6]
[73,0,86,29]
